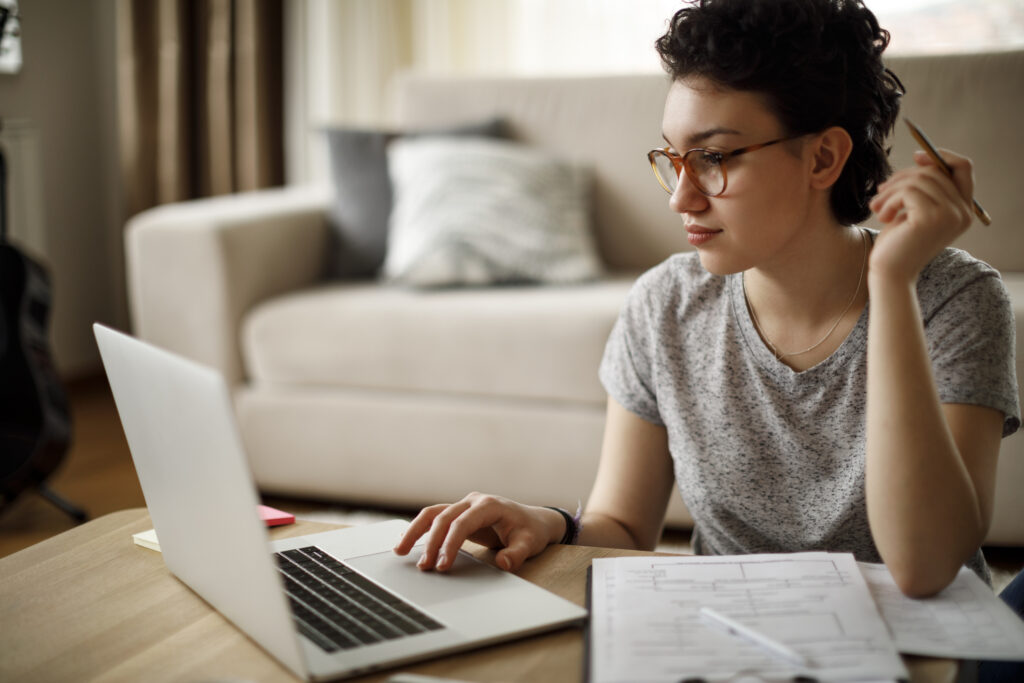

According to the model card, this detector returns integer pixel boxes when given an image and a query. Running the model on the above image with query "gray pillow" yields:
[383,137,603,288]
[325,118,508,279]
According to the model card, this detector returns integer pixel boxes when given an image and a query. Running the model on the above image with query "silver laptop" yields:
[93,323,586,681]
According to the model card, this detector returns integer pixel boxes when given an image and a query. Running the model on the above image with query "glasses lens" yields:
[653,153,679,193]
[685,150,724,196]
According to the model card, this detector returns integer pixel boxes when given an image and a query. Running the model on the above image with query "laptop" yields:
[93,323,587,681]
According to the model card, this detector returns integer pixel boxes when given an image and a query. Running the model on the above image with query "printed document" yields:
[860,562,1024,660]
[590,552,907,682]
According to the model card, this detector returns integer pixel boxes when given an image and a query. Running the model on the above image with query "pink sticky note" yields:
[259,504,295,527]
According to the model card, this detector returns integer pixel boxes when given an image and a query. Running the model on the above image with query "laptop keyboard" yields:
[275,546,445,653]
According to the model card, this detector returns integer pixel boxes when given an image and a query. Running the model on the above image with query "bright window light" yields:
[870,0,1024,54]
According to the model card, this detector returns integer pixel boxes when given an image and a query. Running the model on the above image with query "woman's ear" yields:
[809,126,853,190]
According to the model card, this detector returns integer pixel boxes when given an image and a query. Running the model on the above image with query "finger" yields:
[883,151,970,196]
[902,168,972,228]
[394,504,448,555]
[494,535,539,573]
[418,499,474,570]
[912,148,975,206]
[870,173,918,224]
[870,192,906,226]
[871,168,917,214]
[898,167,962,211]
[434,496,511,571]
[873,182,948,229]
[878,163,955,199]
[872,166,969,227]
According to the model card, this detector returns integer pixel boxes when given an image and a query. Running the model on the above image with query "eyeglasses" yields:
[647,135,803,197]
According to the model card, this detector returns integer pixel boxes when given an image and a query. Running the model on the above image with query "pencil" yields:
[904,117,992,226]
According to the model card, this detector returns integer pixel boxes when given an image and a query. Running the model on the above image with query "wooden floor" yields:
[3,376,1023,587]
[0,375,387,558]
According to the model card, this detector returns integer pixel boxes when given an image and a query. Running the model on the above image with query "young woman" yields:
[393,0,1020,599]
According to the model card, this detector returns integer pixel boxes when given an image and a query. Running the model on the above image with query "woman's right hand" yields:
[392,492,567,573]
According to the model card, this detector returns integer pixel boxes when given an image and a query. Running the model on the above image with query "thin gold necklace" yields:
[746,227,868,360]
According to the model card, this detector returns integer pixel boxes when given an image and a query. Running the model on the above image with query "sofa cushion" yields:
[383,137,602,287]
[242,277,636,404]
[324,118,507,279]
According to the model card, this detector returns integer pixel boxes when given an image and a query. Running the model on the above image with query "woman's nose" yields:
[668,171,710,214]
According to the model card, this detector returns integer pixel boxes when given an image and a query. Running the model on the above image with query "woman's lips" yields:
[686,225,722,247]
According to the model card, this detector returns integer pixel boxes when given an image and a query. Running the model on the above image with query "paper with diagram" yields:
[589,552,907,683]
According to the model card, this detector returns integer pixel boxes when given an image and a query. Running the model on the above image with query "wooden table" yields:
[0,508,957,682]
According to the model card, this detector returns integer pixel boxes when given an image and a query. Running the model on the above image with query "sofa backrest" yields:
[393,49,1024,273]
[876,50,1023,273]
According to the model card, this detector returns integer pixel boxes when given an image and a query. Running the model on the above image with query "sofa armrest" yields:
[125,185,332,385]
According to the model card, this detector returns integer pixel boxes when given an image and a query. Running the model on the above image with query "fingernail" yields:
[499,555,512,571]
[417,553,429,569]
[437,552,448,568]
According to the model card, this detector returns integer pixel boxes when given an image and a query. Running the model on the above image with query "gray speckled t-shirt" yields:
[599,243,1020,583]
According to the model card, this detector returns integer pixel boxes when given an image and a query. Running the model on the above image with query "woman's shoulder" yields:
[614,253,730,339]
[917,244,1010,319]
[631,251,723,301]
[922,243,1000,278]
[919,245,1004,292]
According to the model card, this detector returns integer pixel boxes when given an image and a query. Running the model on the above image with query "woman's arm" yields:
[866,149,1004,597]
[865,274,1002,596]
[579,397,675,550]
[394,396,674,571]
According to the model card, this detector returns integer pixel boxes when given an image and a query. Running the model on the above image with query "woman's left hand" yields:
[868,148,976,283]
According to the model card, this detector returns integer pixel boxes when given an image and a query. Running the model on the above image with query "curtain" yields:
[301,0,674,127]
[288,0,677,184]
[116,0,284,219]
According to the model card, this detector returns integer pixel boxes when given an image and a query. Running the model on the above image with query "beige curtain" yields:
[116,0,283,219]
[290,0,676,183]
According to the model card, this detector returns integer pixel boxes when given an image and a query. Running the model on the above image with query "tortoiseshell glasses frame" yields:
[647,135,804,197]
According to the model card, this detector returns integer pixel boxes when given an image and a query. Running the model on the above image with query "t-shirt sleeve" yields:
[923,259,1020,437]
[599,272,665,426]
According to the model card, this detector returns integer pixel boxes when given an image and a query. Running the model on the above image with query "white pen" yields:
[699,606,811,669]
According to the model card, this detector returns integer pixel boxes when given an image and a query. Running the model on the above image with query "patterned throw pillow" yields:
[324,118,507,279]
[383,137,603,287]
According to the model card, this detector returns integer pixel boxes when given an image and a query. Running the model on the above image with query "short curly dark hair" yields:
[655,0,904,225]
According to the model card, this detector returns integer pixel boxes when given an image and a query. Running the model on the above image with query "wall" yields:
[0,0,125,379]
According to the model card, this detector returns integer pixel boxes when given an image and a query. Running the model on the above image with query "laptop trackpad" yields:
[346,549,511,607]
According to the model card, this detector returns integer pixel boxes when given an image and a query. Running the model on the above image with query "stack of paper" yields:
[590,552,1024,683]
[131,505,295,553]
[860,562,1024,659]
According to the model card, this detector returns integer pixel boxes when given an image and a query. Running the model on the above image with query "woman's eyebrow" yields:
[662,126,744,148]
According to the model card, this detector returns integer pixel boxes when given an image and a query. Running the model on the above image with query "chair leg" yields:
[36,484,89,524]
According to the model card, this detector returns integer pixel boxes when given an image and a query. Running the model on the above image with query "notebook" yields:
[93,323,586,681]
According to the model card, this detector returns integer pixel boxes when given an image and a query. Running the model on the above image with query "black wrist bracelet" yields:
[545,506,576,545]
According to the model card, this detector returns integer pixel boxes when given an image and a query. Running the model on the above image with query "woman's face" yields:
[660,77,819,275]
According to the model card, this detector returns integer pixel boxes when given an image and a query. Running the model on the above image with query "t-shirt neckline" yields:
[730,269,870,379]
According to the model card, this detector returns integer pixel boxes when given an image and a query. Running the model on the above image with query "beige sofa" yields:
[126,50,1024,545]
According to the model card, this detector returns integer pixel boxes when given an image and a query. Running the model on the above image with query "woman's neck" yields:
[742,223,870,369]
